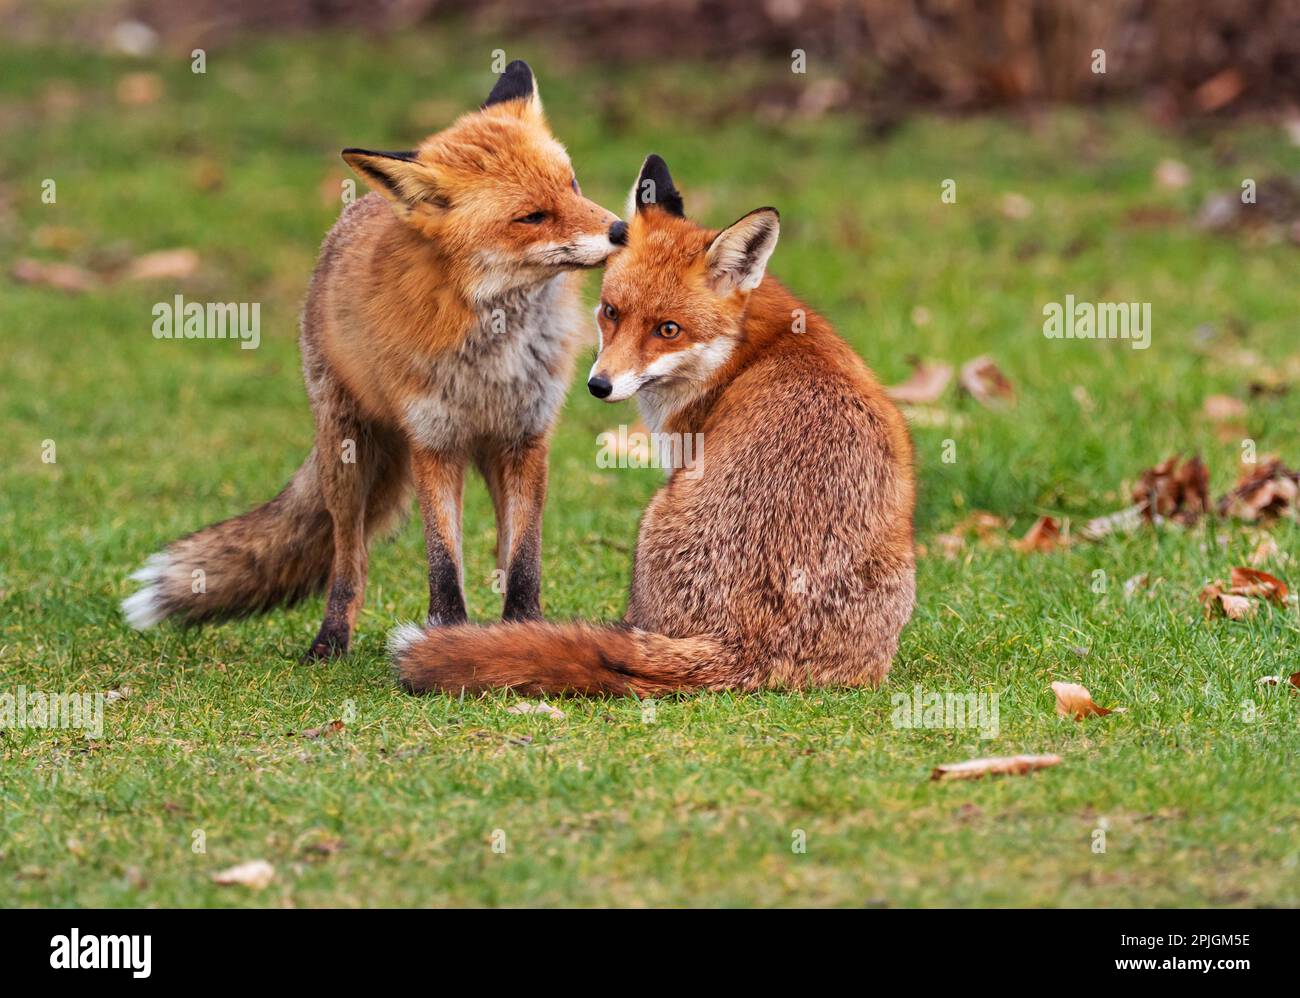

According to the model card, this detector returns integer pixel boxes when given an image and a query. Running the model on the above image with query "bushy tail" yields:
[122,453,336,629]
[389,620,738,696]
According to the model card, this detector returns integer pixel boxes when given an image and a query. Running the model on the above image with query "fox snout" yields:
[586,362,642,402]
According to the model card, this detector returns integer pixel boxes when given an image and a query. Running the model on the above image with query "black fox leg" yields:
[412,447,468,627]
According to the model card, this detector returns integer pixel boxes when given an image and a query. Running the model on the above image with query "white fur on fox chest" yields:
[400,278,580,452]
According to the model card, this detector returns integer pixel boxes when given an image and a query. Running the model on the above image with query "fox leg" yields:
[412,447,468,627]
[478,436,548,622]
[304,419,374,661]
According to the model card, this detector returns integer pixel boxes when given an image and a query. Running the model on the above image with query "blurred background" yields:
[7,0,1300,117]
[3,0,1300,908]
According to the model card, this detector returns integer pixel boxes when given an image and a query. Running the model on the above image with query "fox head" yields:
[343,61,625,305]
[588,154,779,405]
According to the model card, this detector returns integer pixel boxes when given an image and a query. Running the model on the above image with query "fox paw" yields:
[302,634,348,662]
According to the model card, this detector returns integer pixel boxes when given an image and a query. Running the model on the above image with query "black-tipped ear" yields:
[627,153,685,218]
[483,60,536,109]
[706,207,780,293]
[342,148,443,207]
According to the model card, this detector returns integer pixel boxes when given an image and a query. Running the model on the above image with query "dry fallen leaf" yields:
[931,532,965,560]
[31,225,86,252]
[1133,455,1210,526]
[116,71,163,106]
[1193,68,1245,113]
[959,355,1016,408]
[1203,394,1247,423]
[886,360,953,405]
[1014,515,1062,553]
[1217,458,1300,522]
[999,193,1033,220]
[1123,573,1150,600]
[122,248,200,282]
[301,720,344,739]
[1154,158,1192,190]
[506,702,565,720]
[1082,504,1144,541]
[12,258,99,293]
[212,860,274,890]
[1200,583,1256,620]
[1248,535,1280,567]
[931,754,1061,782]
[1051,681,1116,720]
[1228,566,1289,606]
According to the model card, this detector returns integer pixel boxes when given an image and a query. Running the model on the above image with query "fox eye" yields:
[571,177,581,194]
[514,211,548,224]
[656,321,681,339]
[601,302,618,321]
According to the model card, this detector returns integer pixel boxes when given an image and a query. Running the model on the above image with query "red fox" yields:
[391,154,916,694]
[122,62,626,659]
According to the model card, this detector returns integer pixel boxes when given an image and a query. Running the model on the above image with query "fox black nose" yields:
[608,220,628,246]
[588,375,613,399]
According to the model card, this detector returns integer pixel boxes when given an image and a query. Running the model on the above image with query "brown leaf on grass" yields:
[12,258,99,293]
[1123,573,1150,600]
[301,720,344,739]
[1154,158,1192,190]
[1082,504,1144,540]
[886,360,953,405]
[1199,583,1256,620]
[1228,566,1289,605]
[999,193,1033,220]
[212,860,274,890]
[1014,515,1063,553]
[931,532,965,560]
[1132,455,1210,526]
[1193,69,1245,113]
[1051,681,1116,720]
[927,511,1009,561]
[1216,458,1300,522]
[121,248,200,282]
[956,511,1008,539]
[1203,394,1247,423]
[1248,536,1280,567]
[31,225,86,252]
[116,71,163,106]
[959,355,1016,408]
[930,754,1061,782]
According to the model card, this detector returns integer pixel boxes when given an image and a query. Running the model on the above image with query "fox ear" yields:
[342,148,445,208]
[482,60,542,116]
[706,208,780,293]
[626,154,685,219]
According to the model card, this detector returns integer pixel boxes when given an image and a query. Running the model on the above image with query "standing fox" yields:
[123,62,626,659]
[392,155,916,694]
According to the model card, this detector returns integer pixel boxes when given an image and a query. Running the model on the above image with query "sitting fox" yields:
[391,155,916,694]
[123,62,626,659]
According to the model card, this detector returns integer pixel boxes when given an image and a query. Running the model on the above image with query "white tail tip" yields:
[387,622,427,658]
[122,552,171,630]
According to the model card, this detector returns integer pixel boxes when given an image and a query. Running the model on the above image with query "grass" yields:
[2,25,1299,907]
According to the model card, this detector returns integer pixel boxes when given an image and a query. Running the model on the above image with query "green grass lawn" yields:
[2,26,1298,907]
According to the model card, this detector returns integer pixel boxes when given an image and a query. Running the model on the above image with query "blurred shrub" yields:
[102,0,1300,113]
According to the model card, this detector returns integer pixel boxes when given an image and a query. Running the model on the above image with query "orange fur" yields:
[123,63,624,658]
[394,156,915,695]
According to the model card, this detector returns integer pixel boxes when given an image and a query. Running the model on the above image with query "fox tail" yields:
[122,447,407,630]
[389,620,738,696]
